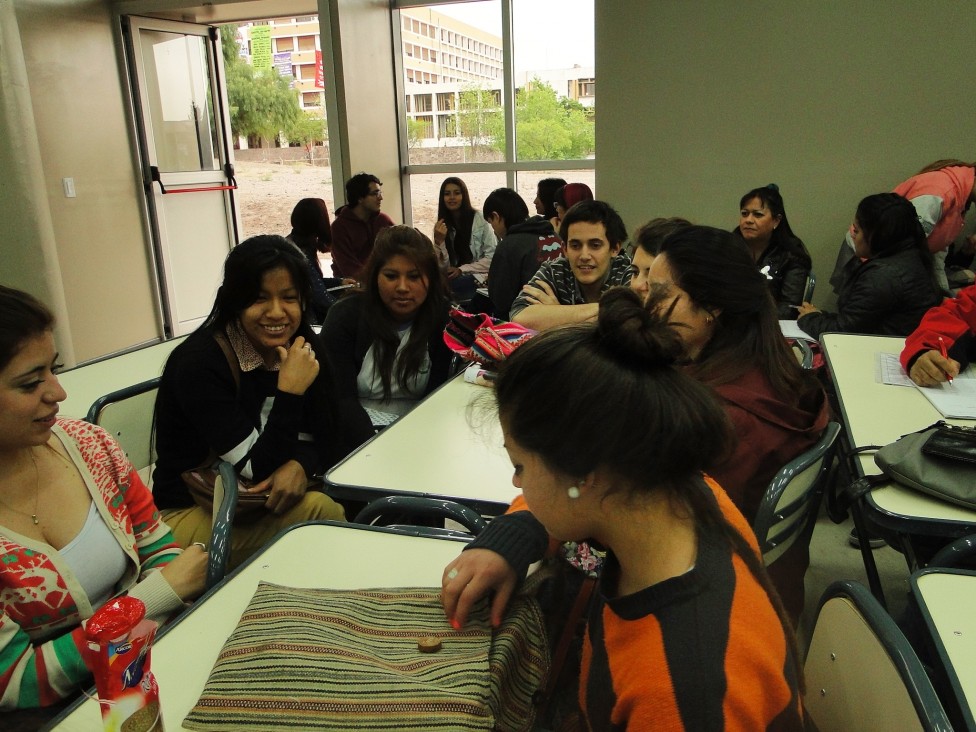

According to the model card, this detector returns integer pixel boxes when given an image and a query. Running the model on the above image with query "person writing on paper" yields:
[320,226,453,418]
[441,289,805,731]
[0,285,206,711]
[153,236,372,568]
[900,283,976,386]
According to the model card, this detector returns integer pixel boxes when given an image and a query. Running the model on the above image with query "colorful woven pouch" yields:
[443,308,534,368]
[183,582,548,732]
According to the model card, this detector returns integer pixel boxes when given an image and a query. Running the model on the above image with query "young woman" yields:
[321,226,452,417]
[153,236,373,567]
[550,182,594,234]
[629,217,692,300]
[798,193,943,339]
[432,177,496,299]
[0,286,206,711]
[733,184,812,319]
[441,288,805,731]
[286,197,349,322]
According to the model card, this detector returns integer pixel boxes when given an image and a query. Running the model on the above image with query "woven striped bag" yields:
[183,582,549,731]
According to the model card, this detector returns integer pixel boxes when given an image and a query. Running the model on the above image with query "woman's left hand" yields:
[446,266,462,280]
[244,460,309,515]
[158,543,208,601]
[796,301,819,317]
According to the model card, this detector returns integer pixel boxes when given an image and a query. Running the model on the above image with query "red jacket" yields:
[900,285,976,371]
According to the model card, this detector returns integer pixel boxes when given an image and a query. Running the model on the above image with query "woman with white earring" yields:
[440,287,805,730]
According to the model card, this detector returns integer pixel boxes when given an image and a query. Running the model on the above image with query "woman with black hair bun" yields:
[153,235,373,568]
[733,184,811,319]
[441,287,805,731]
[797,192,942,339]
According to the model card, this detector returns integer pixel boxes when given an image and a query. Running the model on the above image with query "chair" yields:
[354,495,487,540]
[804,579,953,732]
[206,460,239,589]
[85,377,160,485]
[803,271,817,303]
[927,532,976,569]
[790,338,815,370]
[752,421,841,567]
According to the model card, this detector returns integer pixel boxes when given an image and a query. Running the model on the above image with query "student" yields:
[533,177,566,220]
[432,176,496,301]
[550,182,594,233]
[287,197,348,323]
[628,217,692,301]
[441,288,805,731]
[483,187,561,319]
[330,172,395,279]
[510,199,632,330]
[0,285,206,710]
[153,236,372,567]
[900,282,976,386]
[829,160,976,294]
[798,193,942,339]
[732,184,812,319]
[320,226,453,417]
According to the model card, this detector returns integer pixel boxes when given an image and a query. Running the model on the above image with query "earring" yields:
[705,315,713,324]
[567,483,581,499]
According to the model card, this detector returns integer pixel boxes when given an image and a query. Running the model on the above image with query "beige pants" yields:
[162,491,346,570]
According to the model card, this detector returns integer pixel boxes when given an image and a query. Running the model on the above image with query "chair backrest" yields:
[85,377,160,484]
[207,460,239,589]
[804,580,952,732]
[753,421,840,566]
[790,338,815,370]
[354,495,487,540]
[803,271,817,303]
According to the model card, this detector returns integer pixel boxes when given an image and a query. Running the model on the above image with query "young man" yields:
[330,172,395,279]
[510,199,631,330]
[483,188,562,320]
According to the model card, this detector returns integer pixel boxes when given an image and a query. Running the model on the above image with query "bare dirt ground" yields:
[234,159,595,270]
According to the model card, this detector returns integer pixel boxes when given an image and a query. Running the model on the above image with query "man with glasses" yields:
[330,172,395,279]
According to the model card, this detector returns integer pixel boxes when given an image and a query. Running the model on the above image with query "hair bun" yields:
[597,288,683,369]
[766,183,779,192]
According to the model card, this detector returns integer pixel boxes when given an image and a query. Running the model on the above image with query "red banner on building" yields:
[314,50,324,89]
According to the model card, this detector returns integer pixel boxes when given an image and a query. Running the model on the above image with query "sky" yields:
[432,0,595,75]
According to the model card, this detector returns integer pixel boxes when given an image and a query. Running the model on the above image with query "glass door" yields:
[123,16,239,335]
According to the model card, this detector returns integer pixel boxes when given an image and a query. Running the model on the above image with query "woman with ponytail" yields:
[441,287,805,731]
[798,193,942,339]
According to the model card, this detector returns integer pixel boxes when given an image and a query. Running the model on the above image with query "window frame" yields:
[392,0,595,224]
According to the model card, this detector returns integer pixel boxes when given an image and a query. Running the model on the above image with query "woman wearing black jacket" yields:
[798,193,942,339]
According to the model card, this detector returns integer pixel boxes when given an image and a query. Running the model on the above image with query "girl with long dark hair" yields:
[321,226,452,417]
[433,177,496,299]
[153,235,372,567]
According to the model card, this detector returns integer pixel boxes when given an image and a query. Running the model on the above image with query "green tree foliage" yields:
[285,111,327,159]
[220,24,302,146]
[406,118,429,148]
[457,87,503,154]
[509,79,594,160]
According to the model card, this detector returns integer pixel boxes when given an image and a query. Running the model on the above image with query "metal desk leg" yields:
[852,500,887,609]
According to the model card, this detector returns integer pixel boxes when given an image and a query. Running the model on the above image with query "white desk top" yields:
[56,337,185,419]
[822,333,976,526]
[48,522,466,731]
[326,374,519,514]
[912,569,976,726]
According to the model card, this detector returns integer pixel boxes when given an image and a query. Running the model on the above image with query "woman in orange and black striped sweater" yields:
[441,288,804,731]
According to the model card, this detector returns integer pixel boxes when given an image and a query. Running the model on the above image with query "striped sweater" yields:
[0,419,183,709]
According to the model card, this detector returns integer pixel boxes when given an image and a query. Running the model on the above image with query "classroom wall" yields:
[1,0,161,364]
[596,1,976,308]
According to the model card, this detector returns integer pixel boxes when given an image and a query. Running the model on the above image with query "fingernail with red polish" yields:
[450,618,461,630]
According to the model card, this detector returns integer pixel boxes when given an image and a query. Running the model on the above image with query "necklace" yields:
[0,448,40,525]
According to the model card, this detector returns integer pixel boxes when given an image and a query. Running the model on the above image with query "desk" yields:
[46,522,466,731]
[910,568,976,730]
[57,337,185,418]
[822,333,976,601]
[326,374,519,515]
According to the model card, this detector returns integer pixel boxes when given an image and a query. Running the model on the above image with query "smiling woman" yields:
[152,236,373,568]
[321,226,454,418]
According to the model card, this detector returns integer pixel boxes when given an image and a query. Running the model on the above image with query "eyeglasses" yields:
[366,189,383,197]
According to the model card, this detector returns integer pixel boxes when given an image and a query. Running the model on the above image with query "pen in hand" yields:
[938,336,954,386]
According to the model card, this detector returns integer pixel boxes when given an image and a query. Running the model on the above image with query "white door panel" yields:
[124,16,238,336]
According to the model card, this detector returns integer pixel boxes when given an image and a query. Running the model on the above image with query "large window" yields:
[395,0,595,230]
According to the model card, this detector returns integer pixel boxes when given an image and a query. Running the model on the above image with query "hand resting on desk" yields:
[441,548,517,630]
[909,350,961,387]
